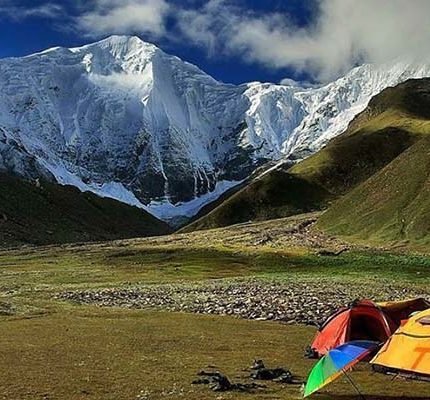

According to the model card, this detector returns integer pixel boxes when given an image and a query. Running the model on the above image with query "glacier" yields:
[1,35,430,223]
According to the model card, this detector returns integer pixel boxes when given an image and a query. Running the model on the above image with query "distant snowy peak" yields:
[276,61,430,157]
[1,35,430,223]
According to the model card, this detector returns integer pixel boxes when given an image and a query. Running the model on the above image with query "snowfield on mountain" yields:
[1,35,430,223]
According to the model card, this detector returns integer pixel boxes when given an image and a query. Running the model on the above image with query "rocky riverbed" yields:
[57,278,430,326]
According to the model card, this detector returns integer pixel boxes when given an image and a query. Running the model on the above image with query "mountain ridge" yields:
[183,78,430,233]
[2,35,430,223]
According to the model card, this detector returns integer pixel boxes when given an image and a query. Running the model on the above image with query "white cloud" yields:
[3,0,430,82]
[174,0,231,56]
[174,0,430,81]
[0,2,63,20]
[77,0,171,38]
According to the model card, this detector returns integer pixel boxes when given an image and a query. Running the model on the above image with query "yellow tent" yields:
[371,308,430,377]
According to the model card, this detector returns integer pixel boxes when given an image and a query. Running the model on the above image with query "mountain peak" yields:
[20,35,160,62]
[92,34,155,48]
[71,34,159,56]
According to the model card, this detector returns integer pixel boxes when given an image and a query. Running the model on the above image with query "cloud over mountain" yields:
[173,0,430,81]
[2,0,430,81]
[76,0,171,38]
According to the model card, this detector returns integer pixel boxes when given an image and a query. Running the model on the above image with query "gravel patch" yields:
[57,278,430,326]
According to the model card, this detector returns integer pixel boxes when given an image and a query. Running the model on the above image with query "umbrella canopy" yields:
[304,340,379,398]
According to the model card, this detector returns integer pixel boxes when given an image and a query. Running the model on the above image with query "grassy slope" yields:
[293,78,430,195]
[184,180,247,225]
[318,136,430,248]
[0,221,429,399]
[0,173,172,246]
[317,79,430,247]
[184,79,430,233]
[289,125,417,195]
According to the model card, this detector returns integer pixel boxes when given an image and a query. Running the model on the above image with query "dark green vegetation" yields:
[0,220,429,399]
[318,136,430,249]
[185,79,430,251]
[317,78,430,247]
[185,180,247,225]
[0,174,172,246]
[182,167,331,232]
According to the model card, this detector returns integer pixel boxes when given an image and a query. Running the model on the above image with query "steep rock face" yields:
[0,35,429,221]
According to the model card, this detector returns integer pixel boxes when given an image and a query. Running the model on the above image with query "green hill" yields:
[181,165,331,232]
[184,78,430,233]
[0,174,172,246]
[317,135,430,248]
[317,78,430,247]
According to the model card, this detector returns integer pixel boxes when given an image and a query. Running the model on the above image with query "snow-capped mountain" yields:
[1,35,429,222]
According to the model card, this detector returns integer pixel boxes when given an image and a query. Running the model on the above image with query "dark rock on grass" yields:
[251,367,290,380]
[304,345,319,359]
[193,370,266,392]
[192,360,300,393]
[195,370,231,392]
[273,372,295,383]
[249,359,298,384]
[250,359,265,370]
[317,248,349,256]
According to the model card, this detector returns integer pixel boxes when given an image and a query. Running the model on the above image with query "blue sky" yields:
[0,0,315,84]
[0,1,427,84]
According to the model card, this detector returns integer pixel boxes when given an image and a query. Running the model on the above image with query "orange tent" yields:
[309,299,430,358]
[371,309,430,378]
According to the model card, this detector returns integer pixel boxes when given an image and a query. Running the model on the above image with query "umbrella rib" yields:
[342,370,366,400]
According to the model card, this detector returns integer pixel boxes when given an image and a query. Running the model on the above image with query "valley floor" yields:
[0,213,429,400]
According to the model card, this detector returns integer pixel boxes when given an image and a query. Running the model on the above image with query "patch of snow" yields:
[39,159,242,223]
[40,160,145,208]
[147,180,242,221]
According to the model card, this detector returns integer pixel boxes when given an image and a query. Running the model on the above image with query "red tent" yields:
[309,300,395,358]
[308,298,430,358]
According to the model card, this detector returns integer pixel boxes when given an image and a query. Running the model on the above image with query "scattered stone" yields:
[297,218,317,231]
[253,234,272,246]
[273,372,295,384]
[304,346,319,359]
[0,301,15,316]
[248,360,298,383]
[56,278,430,327]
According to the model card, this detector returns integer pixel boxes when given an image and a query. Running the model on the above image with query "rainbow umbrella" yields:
[304,340,379,398]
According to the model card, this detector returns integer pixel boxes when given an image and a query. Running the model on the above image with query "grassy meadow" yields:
[1,215,430,399]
